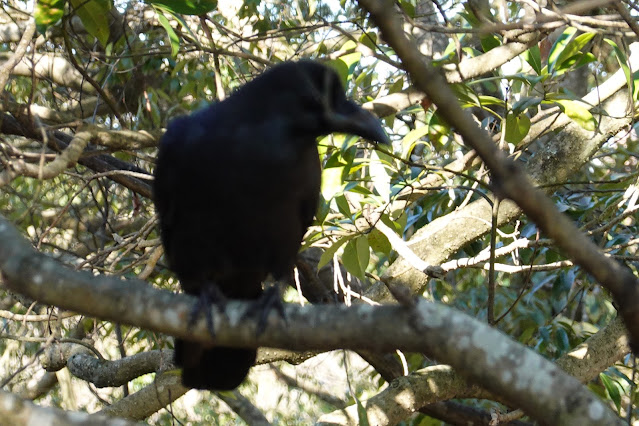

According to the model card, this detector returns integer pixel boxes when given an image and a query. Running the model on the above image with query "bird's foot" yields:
[248,285,287,335]
[188,283,228,337]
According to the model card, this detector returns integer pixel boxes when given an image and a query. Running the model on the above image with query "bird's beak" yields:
[327,104,391,145]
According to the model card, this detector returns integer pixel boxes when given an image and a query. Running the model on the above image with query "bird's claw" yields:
[188,283,228,337]
[248,285,287,335]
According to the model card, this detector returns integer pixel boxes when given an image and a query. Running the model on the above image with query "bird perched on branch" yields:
[153,60,389,390]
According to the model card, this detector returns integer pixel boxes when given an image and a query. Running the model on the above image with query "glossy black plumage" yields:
[153,60,389,390]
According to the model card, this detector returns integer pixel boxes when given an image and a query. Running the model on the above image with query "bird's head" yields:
[252,61,391,146]
[295,61,391,145]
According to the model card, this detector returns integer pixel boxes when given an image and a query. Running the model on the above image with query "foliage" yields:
[1,0,638,424]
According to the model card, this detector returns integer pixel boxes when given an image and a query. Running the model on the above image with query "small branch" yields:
[61,22,123,124]
[216,390,271,426]
[0,127,91,185]
[272,366,348,408]
[0,310,76,322]
[487,199,499,324]
[0,17,36,91]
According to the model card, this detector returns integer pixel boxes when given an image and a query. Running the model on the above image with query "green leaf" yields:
[356,235,370,275]
[70,0,112,47]
[326,58,349,88]
[146,0,217,15]
[511,96,541,115]
[504,112,530,144]
[359,32,378,52]
[398,0,415,18]
[387,77,404,94]
[547,27,577,74]
[318,236,352,269]
[480,34,500,53]
[557,52,596,72]
[35,0,65,33]
[461,2,480,27]
[554,327,570,352]
[342,236,369,280]
[315,194,330,225]
[522,45,542,75]
[356,398,370,426]
[380,213,402,234]
[600,373,622,412]
[554,99,597,131]
[321,166,346,200]
[348,185,373,196]
[340,50,362,71]
[605,38,636,102]
[341,240,361,278]
[367,228,391,255]
[156,10,180,57]
[334,194,352,218]
[553,32,595,73]
[451,83,482,108]
[369,150,391,202]
[401,125,429,159]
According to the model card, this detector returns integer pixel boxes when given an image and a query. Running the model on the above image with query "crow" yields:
[153,60,389,390]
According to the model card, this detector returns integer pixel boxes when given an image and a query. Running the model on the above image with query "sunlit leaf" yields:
[359,32,378,52]
[401,125,429,159]
[321,166,346,200]
[548,27,577,73]
[156,10,180,57]
[326,58,349,88]
[553,32,595,73]
[35,0,65,33]
[146,0,217,15]
[369,150,390,202]
[605,38,636,102]
[554,99,597,131]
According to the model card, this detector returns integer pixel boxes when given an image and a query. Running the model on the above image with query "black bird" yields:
[153,60,389,390]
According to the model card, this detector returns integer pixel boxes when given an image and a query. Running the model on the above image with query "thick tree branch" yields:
[318,316,630,425]
[0,214,623,425]
[0,52,97,94]
[66,350,174,388]
[0,389,141,425]
[98,372,188,421]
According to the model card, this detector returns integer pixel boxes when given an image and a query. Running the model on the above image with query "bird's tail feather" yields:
[175,339,256,390]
